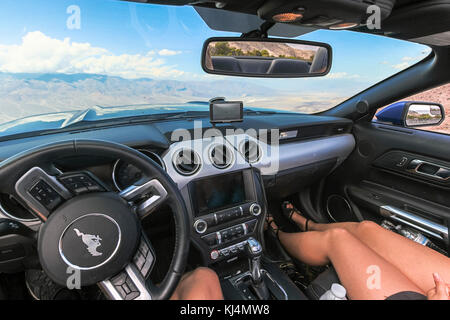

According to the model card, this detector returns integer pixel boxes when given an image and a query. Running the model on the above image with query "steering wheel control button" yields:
[133,238,154,278]
[111,272,140,300]
[249,203,262,216]
[28,180,63,211]
[59,214,121,270]
[59,173,105,195]
[194,219,208,234]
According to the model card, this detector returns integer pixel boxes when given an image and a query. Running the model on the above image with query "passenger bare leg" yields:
[170,267,223,300]
[275,223,424,300]
[285,203,450,292]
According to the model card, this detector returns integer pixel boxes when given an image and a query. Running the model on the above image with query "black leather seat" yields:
[267,58,310,74]
[309,47,329,73]
[305,267,341,300]
[211,56,242,72]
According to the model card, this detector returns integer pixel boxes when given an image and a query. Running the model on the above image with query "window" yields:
[0,0,431,128]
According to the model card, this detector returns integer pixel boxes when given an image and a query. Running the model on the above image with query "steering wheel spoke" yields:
[120,179,168,219]
[99,235,157,300]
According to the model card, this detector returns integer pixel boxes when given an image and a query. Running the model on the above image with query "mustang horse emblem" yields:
[74,228,103,257]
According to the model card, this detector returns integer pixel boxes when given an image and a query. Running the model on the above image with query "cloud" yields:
[325,72,360,79]
[158,49,182,56]
[392,62,409,70]
[0,31,185,79]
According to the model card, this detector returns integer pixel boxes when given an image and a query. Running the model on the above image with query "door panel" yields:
[321,121,450,253]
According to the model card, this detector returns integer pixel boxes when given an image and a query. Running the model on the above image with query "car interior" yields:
[0,0,449,300]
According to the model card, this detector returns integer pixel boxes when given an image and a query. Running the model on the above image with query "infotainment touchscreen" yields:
[194,172,246,214]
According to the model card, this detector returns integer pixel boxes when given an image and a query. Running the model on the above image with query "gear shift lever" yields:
[246,238,263,283]
[245,238,270,299]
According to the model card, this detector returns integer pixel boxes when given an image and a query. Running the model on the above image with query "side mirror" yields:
[376,101,445,128]
[202,37,332,78]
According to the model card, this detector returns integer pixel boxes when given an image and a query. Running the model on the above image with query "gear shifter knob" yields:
[246,238,263,283]
[246,237,262,256]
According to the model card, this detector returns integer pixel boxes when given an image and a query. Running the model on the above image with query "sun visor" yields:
[194,6,315,38]
[409,31,450,47]
[381,0,450,46]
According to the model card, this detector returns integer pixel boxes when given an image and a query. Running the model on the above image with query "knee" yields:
[191,267,219,284]
[357,220,380,234]
[190,267,222,299]
[325,227,351,242]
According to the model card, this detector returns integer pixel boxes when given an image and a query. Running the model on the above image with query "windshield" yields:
[0,0,431,129]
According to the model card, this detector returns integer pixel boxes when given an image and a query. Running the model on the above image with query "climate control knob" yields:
[249,203,262,216]
[194,219,208,234]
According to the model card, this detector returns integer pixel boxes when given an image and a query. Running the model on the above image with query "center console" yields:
[188,169,263,265]
[185,168,307,300]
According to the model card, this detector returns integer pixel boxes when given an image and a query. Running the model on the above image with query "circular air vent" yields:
[326,195,353,222]
[209,144,233,169]
[241,140,262,163]
[172,148,201,175]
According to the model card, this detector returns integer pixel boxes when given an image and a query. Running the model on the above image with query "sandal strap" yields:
[283,201,311,232]
[268,219,281,239]
[282,201,295,221]
[288,210,294,221]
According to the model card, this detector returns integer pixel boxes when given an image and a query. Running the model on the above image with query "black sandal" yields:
[266,215,282,240]
[281,201,295,220]
[281,201,310,232]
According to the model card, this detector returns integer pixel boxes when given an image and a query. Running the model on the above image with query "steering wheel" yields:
[0,140,190,300]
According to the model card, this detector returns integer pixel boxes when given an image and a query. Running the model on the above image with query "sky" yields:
[0,0,432,112]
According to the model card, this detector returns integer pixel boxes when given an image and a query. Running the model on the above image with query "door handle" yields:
[406,159,450,181]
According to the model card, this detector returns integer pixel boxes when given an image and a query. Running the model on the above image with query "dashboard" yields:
[0,111,355,275]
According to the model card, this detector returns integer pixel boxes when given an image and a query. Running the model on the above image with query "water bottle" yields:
[395,225,431,246]
[380,220,396,232]
[319,283,347,300]
[395,225,447,255]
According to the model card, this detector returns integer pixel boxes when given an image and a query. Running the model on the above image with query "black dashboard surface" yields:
[153,113,352,138]
[0,113,352,161]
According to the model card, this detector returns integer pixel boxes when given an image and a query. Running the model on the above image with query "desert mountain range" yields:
[226,41,317,61]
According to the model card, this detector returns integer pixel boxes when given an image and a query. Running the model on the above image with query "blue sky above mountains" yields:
[0,0,431,120]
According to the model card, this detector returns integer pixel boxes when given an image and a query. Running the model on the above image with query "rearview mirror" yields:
[202,37,332,78]
[376,101,445,128]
